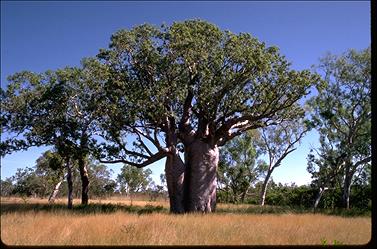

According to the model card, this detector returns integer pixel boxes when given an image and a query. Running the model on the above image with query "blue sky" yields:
[1,1,370,185]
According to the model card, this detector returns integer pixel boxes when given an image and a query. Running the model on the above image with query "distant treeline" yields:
[1,157,371,213]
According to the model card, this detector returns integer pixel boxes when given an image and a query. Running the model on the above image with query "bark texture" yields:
[48,178,64,203]
[66,158,73,209]
[165,150,185,213]
[313,187,327,211]
[78,156,90,205]
[184,139,219,212]
[259,170,272,206]
[342,172,352,209]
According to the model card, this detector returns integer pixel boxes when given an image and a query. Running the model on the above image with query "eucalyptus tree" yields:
[117,165,152,203]
[1,58,109,206]
[87,161,115,197]
[307,146,345,210]
[96,20,321,212]
[0,178,14,197]
[1,70,76,207]
[218,131,266,203]
[256,119,310,206]
[34,150,66,203]
[308,47,371,209]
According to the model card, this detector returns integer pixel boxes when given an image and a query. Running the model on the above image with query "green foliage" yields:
[10,167,45,197]
[218,130,266,203]
[58,157,116,198]
[321,238,343,246]
[7,150,67,198]
[3,151,117,199]
[264,183,317,208]
[97,19,320,165]
[117,165,153,195]
[87,161,116,197]
[1,58,109,164]
[0,178,15,196]
[307,47,371,208]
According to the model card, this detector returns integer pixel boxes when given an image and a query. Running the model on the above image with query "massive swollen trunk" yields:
[184,139,219,212]
[78,156,90,205]
[165,149,185,213]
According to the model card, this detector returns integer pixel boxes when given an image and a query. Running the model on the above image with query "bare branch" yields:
[99,150,169,168]
[352,156,371,171]
[113,136,150,159]
[134,132,153,156]
[179,88,194,134]
[217,122,263,146]
[272,148,297,169]
[132,127,162,151]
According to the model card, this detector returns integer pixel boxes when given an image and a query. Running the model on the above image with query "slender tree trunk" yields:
[342,172,352,209]
[241,191,247,203]
[66,158,73,209]
[183,139,219,213]
[78,156,90,205]
[259,170,272,206]
[231,189,237,204]
[48,176,65,203]
[165,149,185,213]
[313,187,327,211]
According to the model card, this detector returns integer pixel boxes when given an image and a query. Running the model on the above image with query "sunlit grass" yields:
[1,197,371,245]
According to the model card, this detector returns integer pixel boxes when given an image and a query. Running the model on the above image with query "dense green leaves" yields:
[97,19,320,157]
[307,47,371,208]
[2,20,368,212]
[1,58,109,159]
[117,165,152,195]
[218,131,267,203]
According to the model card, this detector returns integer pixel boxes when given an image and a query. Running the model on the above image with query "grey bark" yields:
[48,176,65,203]
[340,157,371,209]
[342,172,352,209]
[78,156,90,205]
[259,169,273,206]
[313,186,328,211]
[184,139,219,212]
[66,157,73,209]
[165,150,185,213]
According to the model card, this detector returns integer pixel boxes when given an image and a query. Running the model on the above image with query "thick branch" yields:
[179,88,194,134]
[132,127,163,151]
[352,156,371,172]
[217,122,264,146]
[271,148,297,169]
[135,132,153,156]
[113,136,150,159]
[99,149,168,168]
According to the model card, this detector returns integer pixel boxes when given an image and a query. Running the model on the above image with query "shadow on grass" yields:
[1,202,370,217]
[0,202,167,216]
[216,205,371,217]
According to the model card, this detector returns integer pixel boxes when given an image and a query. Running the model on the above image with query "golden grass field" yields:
[0,197,371,246]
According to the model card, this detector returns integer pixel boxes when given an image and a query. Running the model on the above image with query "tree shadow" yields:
[0,202,167,215]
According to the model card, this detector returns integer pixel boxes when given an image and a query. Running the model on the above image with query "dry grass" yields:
[1,197,371,246]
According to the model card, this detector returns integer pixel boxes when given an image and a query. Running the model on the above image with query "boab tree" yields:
[96,20,321,213]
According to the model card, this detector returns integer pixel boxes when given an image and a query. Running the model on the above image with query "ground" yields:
[0,197,371,245]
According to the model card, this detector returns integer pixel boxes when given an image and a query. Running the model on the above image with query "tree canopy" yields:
[307,47,371,209]
[96,20,321,165]
[1,19,323,212]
